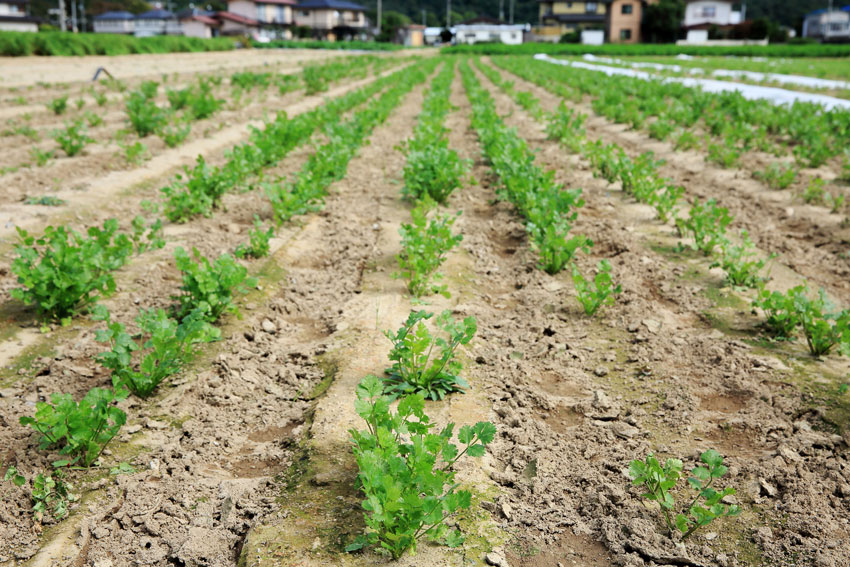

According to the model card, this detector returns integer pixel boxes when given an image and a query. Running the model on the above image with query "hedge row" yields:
[442,42,850,58]
[0,32,237,56]
[253,39,404,51]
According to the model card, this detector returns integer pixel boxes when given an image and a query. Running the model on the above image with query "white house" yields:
[180,14,221,38]
[803,7,850,41]
[0,0,39,32]
[453,22,529,45]
[93,11,135,34]
[134,8,182,37]
[226,0,294,39]
[683,0,741,28]
[293,0,368,39]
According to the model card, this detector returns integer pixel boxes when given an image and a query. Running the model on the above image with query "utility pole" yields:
[422,9,426,27]
[499,0,504,21]
[377,0,382,34]
[71,0,78,33]
[79,2,86,32]
[509,0,514,24]
[446,0,450,27]
[57,0,67,31]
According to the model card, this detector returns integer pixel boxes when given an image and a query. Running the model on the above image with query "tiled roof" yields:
[94,10,135,20]
[217,11,260,25]
[136,9,175,20]
[296,0,366,12]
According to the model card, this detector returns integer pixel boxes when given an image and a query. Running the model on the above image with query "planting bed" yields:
[0,51,849,567]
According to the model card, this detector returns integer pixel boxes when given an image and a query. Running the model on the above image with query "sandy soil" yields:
[0,49,349,88]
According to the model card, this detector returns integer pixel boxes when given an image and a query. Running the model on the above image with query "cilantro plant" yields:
[676,198,733,256]
[11,220,134,320]
[130,215,165,255]
[545,101,586,153]
[752,285,806,340]
[384,310,477,400]
[653,184,685,223]
[32,470,75,522]
[571,259,622,316]
[402,140,469,204]
[47,95,68,115]
[125,90,165,137]
[754,162,797,190]
[158,121,191,148]
[395,202,463,298]
[629,450,740,541]
[93,305,220,398]
[347,375,496,559]
[53,120,93,157]
[30,147,54,167]
[173,247,257,323]
[235,215,275,259]
[792,288,850,357]
[20,386,129,468]
[162,156,230,222]
[711,231,772,288]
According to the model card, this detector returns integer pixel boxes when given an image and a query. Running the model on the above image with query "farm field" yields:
[0,49,849,567]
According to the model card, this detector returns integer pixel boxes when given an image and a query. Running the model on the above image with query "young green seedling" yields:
[347,375,495,559]
[711,231,773,288]
[383,310,477,400]
[571,259,622,316]
[629,449,740,541]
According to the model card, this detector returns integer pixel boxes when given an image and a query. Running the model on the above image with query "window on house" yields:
[701,6,716,18]
[302,10,309,16]
[621,4,632,15]
[278,6,285,21]
[620,28,632,39]
[586,2,597,13]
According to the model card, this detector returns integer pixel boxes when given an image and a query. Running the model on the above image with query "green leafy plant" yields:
[166,86,193,110]
[20,386,128,468]
[83,110,103,128]
[24,195,65,206]
[395,202,463,298]
[801,177,826,204]
[629,450,740,541]
[11,220,133,320]
[53,120,93,157]
[125,90,165,137]
[29,145,55,166]
[676,198,732,255]
[791,288,850,357]
[91,89,108,107]
[2,461,25,488]
[706,141,741,168]
[235,215,275,259]
[93,305,220,398]
[47,95,68,115]
[130,215,165,254]
[546,102,586,153]
[752,285,805,340]
[347,375,495,559]
[32,470,75,522]
[571,259,621,316]
[711,231,772,288]
[383,310,477,400]
[754,162,797,190]
[162,155,229,222]
[119,140,149,165]
[187,79,222,119]
[402,140,469,204]
[653,184,684,223]
[158,121,191,148]
[173,247,256,323]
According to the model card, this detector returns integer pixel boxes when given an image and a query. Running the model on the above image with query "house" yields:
[535,0,609,41]
[803,7,850,42]
[0,0,39,32]
[216,11,262,36]
[93,11,135,34]
[454,18,528,45]
[227,0,294,38]
[682,0,741,28]
[397,24,424,46]
[179,11,221,39]
[134,9,182,37]
[293,0,367,40]
[607,0,644,43]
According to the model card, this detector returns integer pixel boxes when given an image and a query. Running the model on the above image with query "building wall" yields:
[182,20,212,38]
[220,18,258,35]
[257,3,291,24]
[228,0,255,21]
[0,2,24,16]
[293,8,364,29]
[608,0,641,43]
[93,19,134,33]
[683,1,733,27]
[539,1,606,22]
[0,20,37,31]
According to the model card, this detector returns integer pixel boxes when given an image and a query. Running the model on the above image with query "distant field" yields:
[444,42,850,58]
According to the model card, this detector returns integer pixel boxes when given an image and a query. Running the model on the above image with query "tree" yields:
[642,0,685,43]
[376,10,410,42]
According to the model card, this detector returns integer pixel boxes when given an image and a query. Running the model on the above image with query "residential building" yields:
[0,0,39,32]
[179,10,221,38]
[293,0,367,39]
[93,11,135,34]
[134,9,182,37]
[454,17,528,45]
[228,0,294,26]
[803,7,850,42]
[216,11,262,36]
[682,0,741,28]
[397,24,424,46]
[536,0,608,40]
[607,0,644,43]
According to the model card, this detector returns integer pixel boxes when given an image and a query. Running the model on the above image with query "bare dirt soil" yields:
[1,54,849,567]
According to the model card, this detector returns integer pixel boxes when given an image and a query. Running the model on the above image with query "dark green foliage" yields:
[172,247,257,323]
